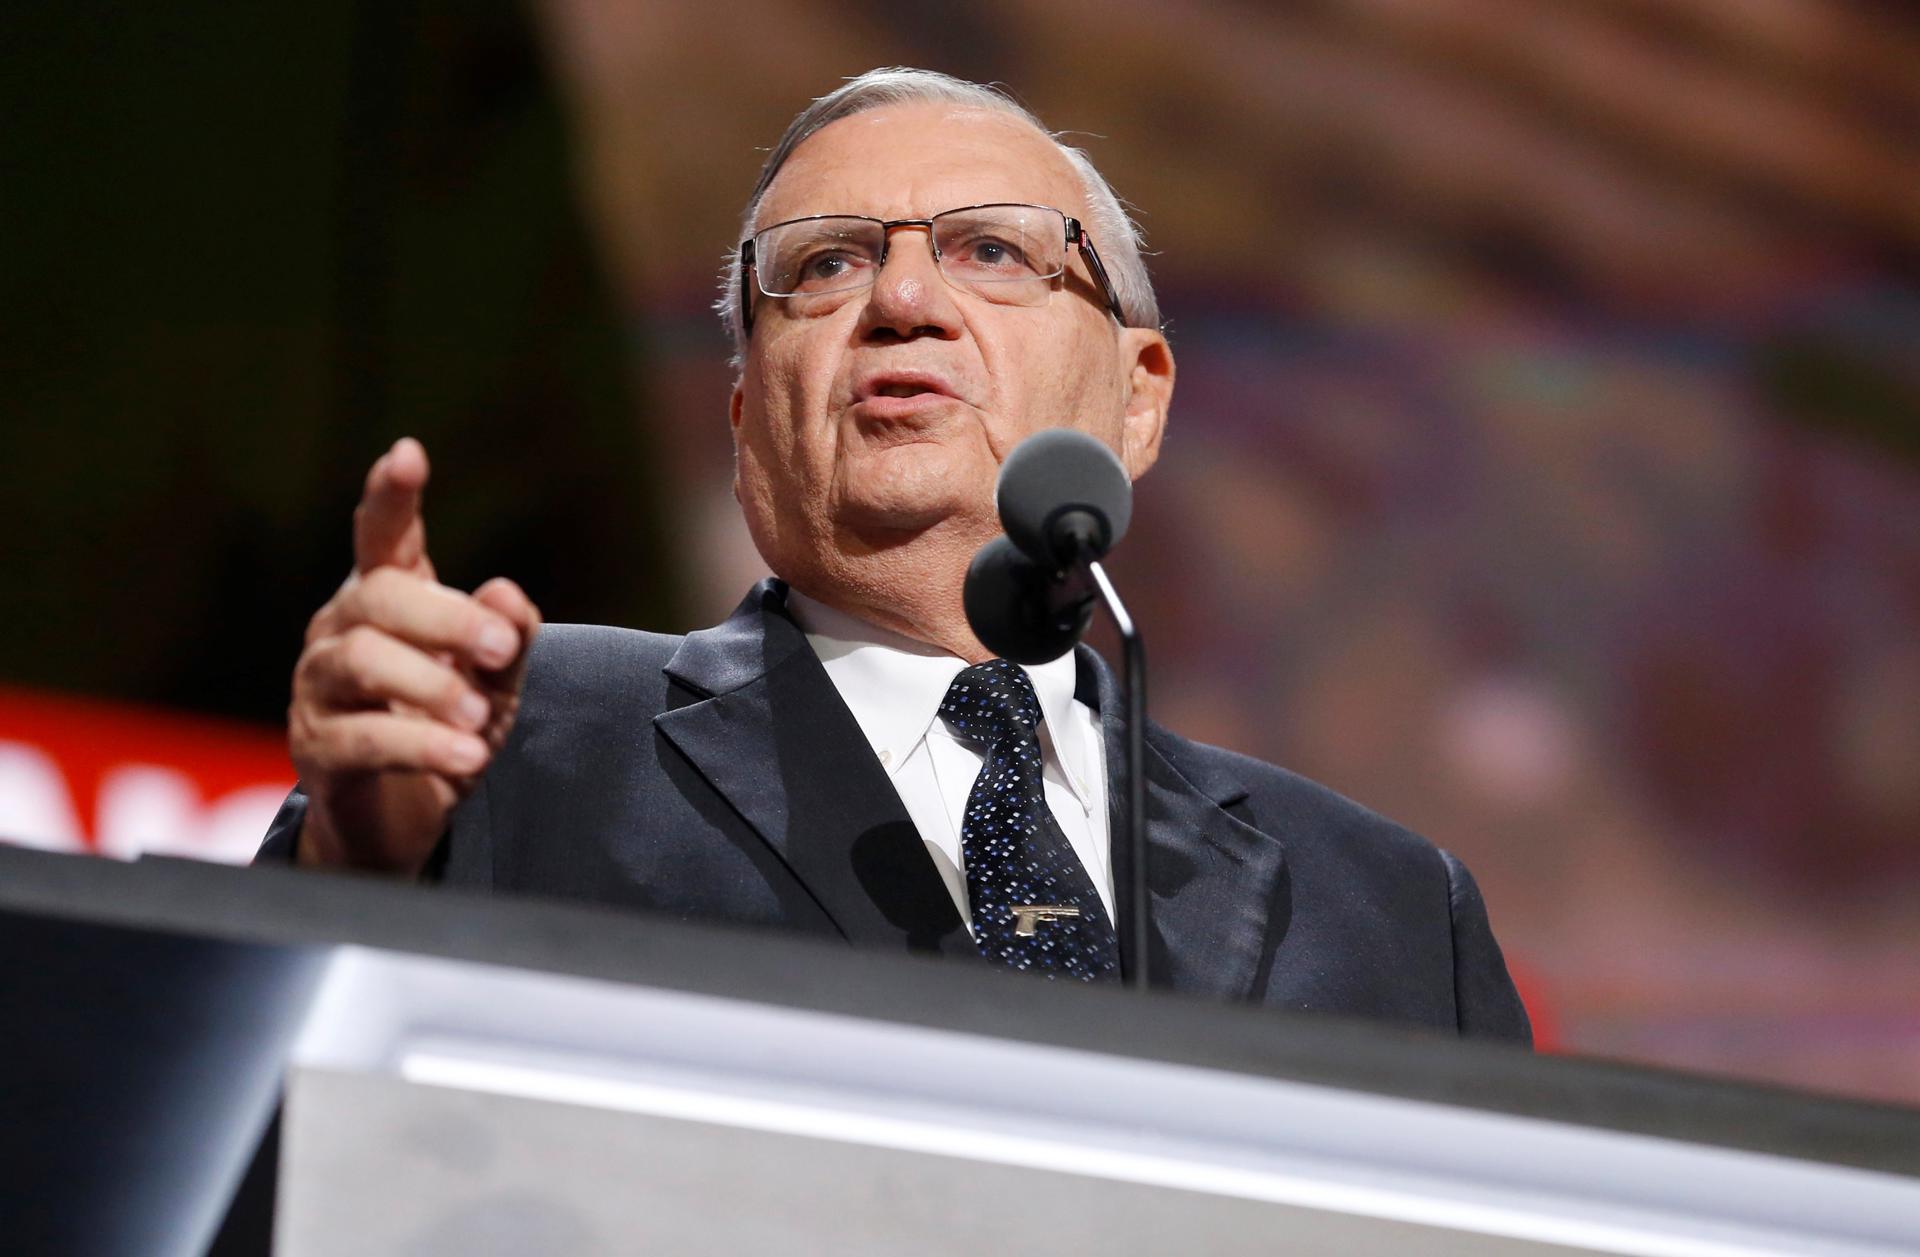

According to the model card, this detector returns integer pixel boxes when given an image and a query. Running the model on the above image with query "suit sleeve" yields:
[249,785,455,882]
[1440,849,1533,1047]
[253,787,309,864]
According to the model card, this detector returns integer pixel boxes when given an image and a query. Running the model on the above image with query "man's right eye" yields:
[793,249,868,289]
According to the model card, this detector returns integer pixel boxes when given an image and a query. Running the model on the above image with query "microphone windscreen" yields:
[962,536,1093,664]
[996,428,1132,567]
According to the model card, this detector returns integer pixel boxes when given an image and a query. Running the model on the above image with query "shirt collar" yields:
[786,590,1094,801]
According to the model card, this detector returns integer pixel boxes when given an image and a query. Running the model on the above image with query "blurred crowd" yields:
[544,0,1920,1099]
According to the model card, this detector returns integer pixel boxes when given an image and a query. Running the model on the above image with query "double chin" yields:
[833,438,989,533]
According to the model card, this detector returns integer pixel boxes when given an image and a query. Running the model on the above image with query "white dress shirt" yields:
[785,592,1113,930]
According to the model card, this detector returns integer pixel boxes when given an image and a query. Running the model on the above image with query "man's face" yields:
[731,102,1171,592]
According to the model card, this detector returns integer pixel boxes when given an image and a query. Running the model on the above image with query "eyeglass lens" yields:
[754,205,1068,303]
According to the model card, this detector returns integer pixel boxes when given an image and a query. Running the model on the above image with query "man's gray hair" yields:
[717,67,1160,360]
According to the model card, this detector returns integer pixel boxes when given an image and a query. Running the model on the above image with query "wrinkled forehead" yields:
[753,102,1088,232]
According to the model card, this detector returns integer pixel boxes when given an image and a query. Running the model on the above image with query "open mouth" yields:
[854,371,959,407]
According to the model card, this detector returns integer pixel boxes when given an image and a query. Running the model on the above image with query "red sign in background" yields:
[0,686,295,865]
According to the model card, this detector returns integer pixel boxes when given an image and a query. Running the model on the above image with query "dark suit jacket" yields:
[260,580,1531,1044]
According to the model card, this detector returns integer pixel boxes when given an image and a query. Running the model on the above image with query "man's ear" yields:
[729,383,746,505]
[1118,327,1174,479]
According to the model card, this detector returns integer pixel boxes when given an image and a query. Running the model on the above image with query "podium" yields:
[3,843,1918,1256]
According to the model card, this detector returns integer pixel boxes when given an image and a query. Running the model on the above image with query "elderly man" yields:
[261,69,1529,1042]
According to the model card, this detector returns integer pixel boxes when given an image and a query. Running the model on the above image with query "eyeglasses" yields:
[738,202,1125,334]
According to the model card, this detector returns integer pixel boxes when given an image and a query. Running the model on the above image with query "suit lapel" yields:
[1078,647,1289,999]
[651,581,1287,991]
[654,582,975,958]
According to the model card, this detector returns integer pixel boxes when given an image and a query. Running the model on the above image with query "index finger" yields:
[353,437,431,575]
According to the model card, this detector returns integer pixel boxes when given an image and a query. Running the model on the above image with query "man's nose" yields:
[858,225,962,341]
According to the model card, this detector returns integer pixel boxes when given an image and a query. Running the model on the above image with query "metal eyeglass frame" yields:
[738,201,1127,336]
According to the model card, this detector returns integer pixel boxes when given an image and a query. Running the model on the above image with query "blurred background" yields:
[3,1,1916,1104]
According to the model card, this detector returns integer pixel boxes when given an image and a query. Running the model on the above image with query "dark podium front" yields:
[2,842,1918,1256]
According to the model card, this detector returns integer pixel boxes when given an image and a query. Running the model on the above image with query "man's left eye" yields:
[963,239,1025,268]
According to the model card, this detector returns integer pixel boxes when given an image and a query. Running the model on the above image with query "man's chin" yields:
[835,494,970,539]
[834,485,997,546]
[834,448,990,537]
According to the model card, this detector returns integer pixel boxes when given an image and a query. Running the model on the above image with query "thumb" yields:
[471,576,541,694]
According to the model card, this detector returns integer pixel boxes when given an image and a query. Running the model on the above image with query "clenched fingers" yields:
[296,710,491,778]
[325,567,523,671]
[298,625,491,731]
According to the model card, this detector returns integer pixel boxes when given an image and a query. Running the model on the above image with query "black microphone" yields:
[963,427,1154,992]
[996,428,1132,569]
[962,536,1095,665]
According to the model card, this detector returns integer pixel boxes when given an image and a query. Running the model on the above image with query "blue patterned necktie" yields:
[939,659,1120,981]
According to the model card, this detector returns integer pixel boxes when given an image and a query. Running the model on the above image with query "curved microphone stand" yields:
[1085,560,1150,991]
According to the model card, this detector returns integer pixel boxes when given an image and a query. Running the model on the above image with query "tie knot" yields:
[940,659,1042,745]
